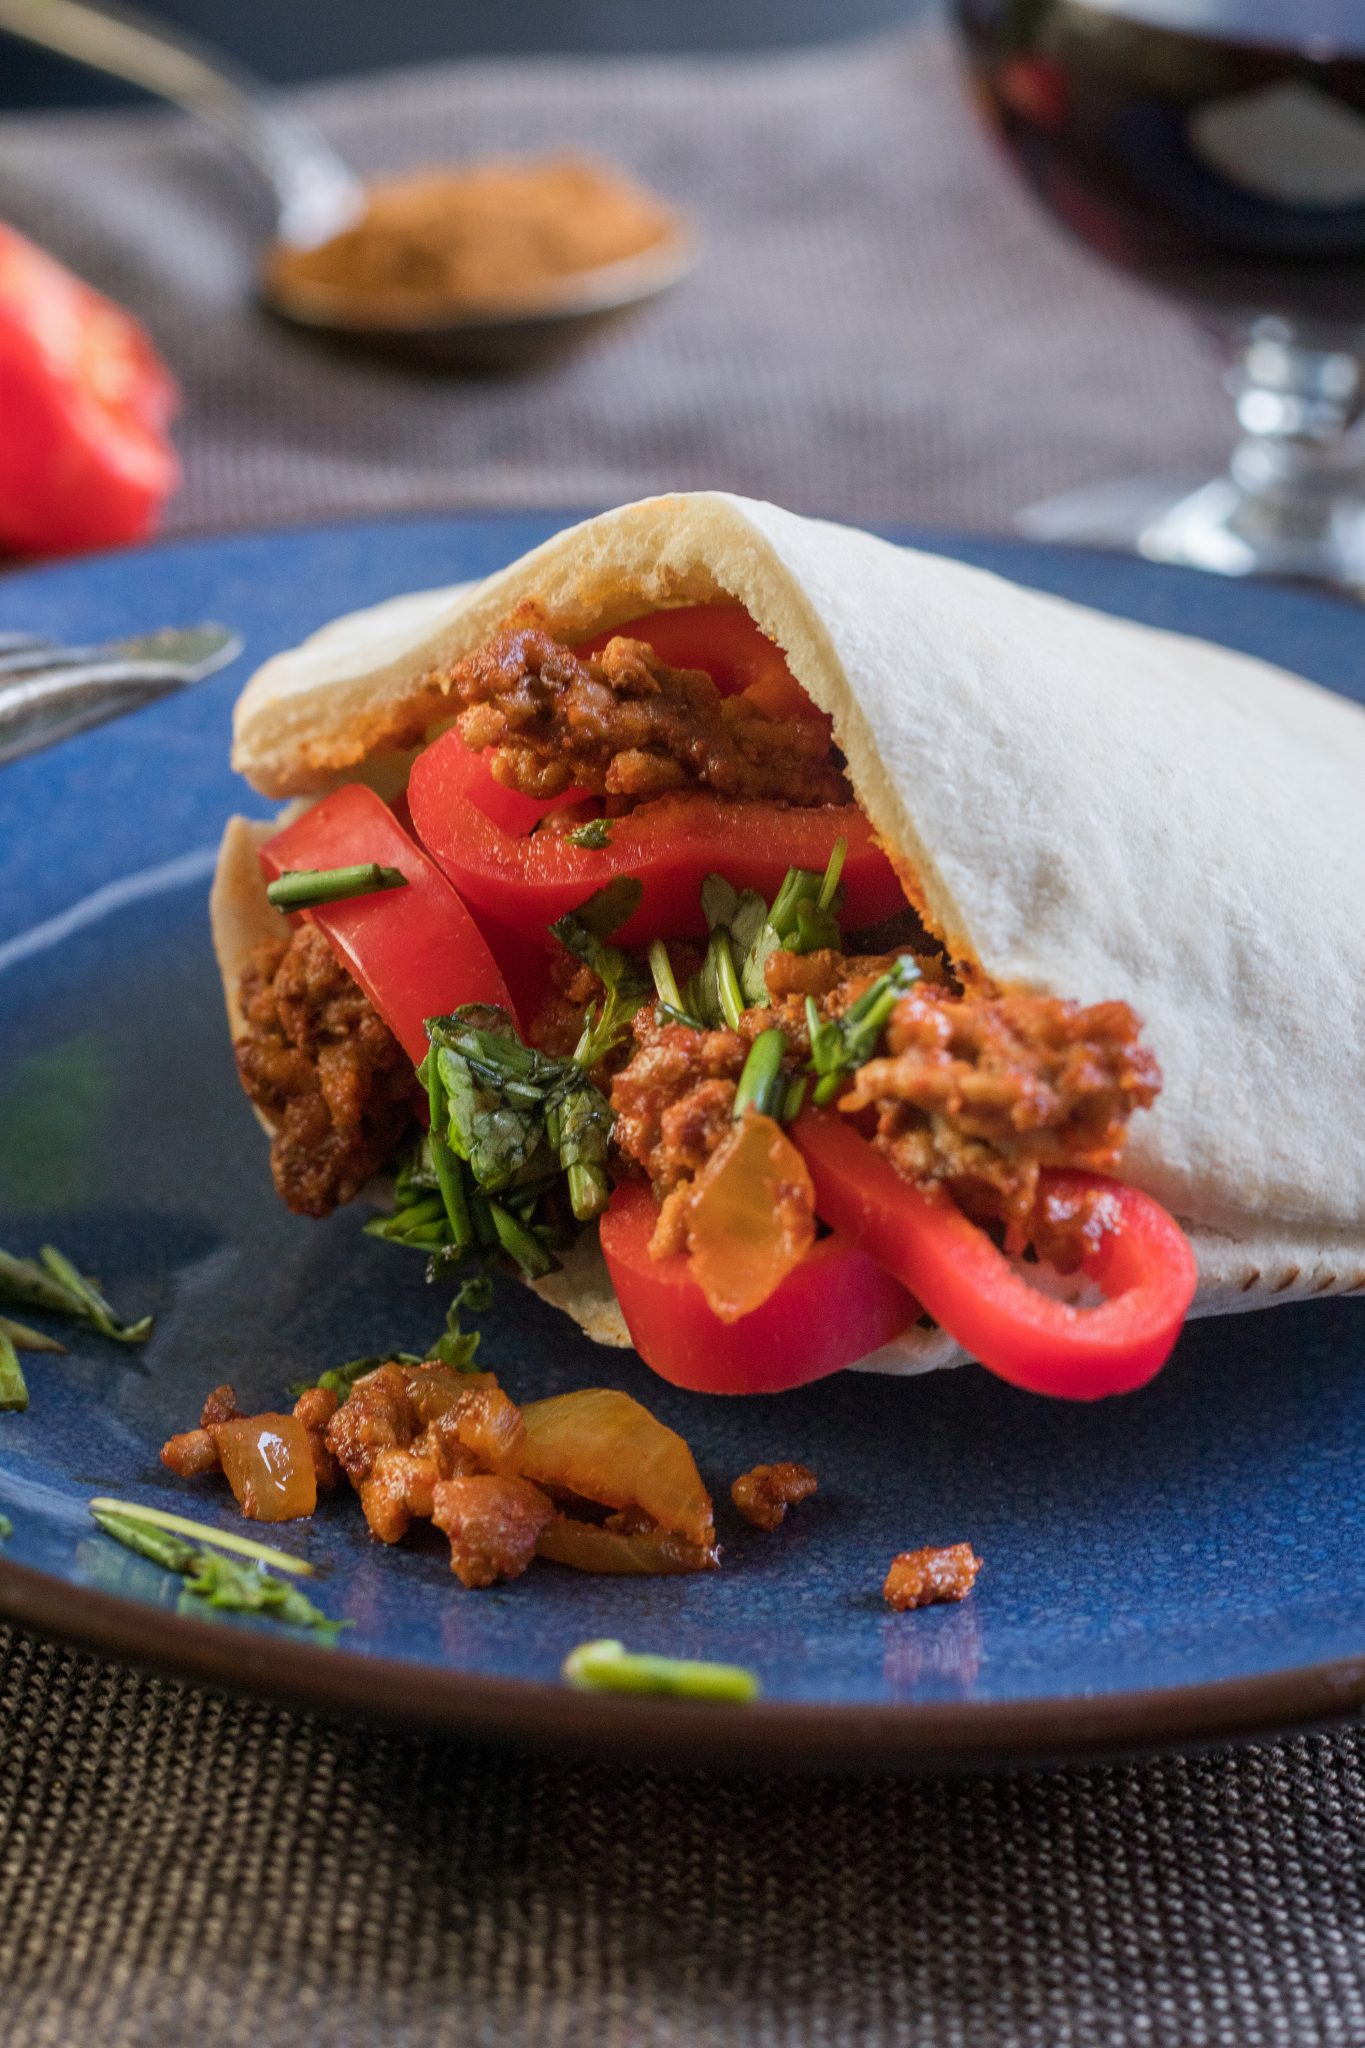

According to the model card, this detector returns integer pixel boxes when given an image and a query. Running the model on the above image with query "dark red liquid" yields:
[954,0,1365,334]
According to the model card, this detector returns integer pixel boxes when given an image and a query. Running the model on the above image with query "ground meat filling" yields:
[844,986,1160,1246]
[444,612,850,806]
[609,949,1160,1261]
[234,923,424,1219]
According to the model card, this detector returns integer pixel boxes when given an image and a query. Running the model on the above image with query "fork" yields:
[0,623,243,765]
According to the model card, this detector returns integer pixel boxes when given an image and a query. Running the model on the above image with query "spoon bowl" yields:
[0,0,699,371]
[260,219,701,371]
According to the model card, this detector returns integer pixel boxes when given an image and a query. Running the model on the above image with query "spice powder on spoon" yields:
[265,154,684,326]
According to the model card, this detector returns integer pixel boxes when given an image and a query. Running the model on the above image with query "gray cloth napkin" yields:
[2,22,1361,2048]
[0,22,1230,536]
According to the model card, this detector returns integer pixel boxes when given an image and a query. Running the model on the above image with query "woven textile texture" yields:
[2,20,1362,2048]
[4,1629,1365,2048]
[0,23,1231,537]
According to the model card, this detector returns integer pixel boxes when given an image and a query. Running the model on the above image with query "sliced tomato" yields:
[0,224,179,555]
[599,1182,919,1394]
[794,1110,1197,1400]
[258,784,515,1062]
[409,732,904,946]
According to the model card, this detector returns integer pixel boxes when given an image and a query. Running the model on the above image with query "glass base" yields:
[1018,473,1365,589]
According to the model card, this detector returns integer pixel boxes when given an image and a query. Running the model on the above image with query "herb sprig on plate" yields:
[0,1242,153,1410]
[89,1498,347,1640]
[0,1245,152,1344]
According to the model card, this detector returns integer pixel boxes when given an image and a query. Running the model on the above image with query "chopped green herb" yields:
[732,1028,790,1122]
[740,838,848,1002]
[424,1050,476,1256]
[0,1513,11,1540]
[552,882,650,1072]
[91,1506,346,1640]
[486,1198,557,1277]
[647,938,693,1023]
[654,1000,706,1031]
[0,1244,152,1345]
[567,817,613,849]
[562,875,643,939]
[427,1010,563,1195]
[688,875,768,1026]
[290,1264,496,1397]
[426,1268,495,1370]
[0,1315,65,1354]
[37,1246,153,1344]
[365,1133,461,1252]
[781,1073,809,1123]
[562,1638,760,1701]
[0,1329,28,1412]
[807,954,921,1105]
[87,1497,316,1577]
[265,863,407,912]
[546,1079,614,1223]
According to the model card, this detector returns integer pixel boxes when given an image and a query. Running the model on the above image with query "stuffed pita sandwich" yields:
[209,493,1365,1400]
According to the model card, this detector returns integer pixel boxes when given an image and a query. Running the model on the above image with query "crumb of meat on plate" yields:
[730,1462,817,1531]
[883,1542,982,1612]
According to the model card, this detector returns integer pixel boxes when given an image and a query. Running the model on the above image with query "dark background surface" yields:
[0,0,932,109]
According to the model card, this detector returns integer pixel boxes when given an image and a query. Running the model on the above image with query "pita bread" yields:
[213,494,1365,1370]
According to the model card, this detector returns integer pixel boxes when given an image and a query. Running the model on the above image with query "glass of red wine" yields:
[953,0,1365,583]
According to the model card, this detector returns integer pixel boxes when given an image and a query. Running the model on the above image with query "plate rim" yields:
[3,508,1364,1769]
[3,1550,1363,1770]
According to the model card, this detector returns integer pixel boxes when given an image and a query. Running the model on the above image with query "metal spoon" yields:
[0,0,699,370]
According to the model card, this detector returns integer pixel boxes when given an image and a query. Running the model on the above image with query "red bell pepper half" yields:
[258,784,514,1064]
[599,1182,920,1394]
[794,1109,1197,1400]
[0,223,179,555]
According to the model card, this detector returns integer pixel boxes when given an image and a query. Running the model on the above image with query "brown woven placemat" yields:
[2,23,1361,2045]
[4,1629,1365,2048]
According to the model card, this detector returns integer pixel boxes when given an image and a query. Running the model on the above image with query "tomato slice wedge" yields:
[599,1182,920,1394]
[0,223,179,555]
[793,1109,1197,1399]
[258,784,515,1063]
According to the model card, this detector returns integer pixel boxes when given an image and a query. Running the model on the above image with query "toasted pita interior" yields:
[215,494,1365,1369]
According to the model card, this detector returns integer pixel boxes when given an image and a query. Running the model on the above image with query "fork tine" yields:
[0,625,242,766]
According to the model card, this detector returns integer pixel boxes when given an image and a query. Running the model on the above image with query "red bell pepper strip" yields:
[0,223,179,555]
[576,604,823,724]
[258,784,514,1064]
[599,1181,920,1394]
[409,733,905,946]
[793,1110,1197,1400]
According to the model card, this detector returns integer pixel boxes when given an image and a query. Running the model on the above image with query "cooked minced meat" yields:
[443,612,850,806]
[234,924,424,1218]
[731,1462,818,1531]
[608,948,934,1253]
[610,949,1159,1257]
[844,986,1160,1245]
[883,1542,982,1611]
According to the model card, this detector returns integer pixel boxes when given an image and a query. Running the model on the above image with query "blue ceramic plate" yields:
[1,512,1362,1771]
